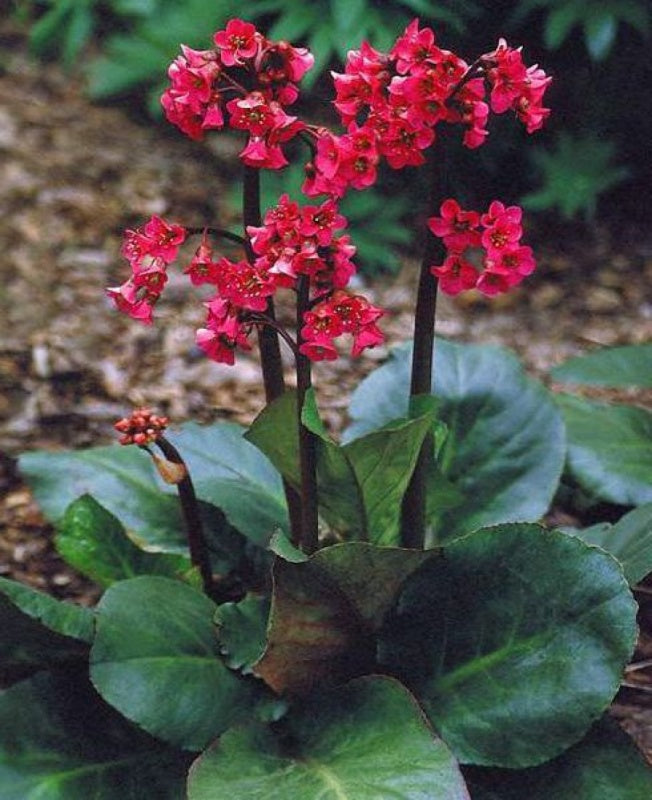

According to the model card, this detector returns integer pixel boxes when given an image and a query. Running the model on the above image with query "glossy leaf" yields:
[0,670,189,799]
[20,421,287,550]
[188,676,470,800]
[215,594,269,675]
[568,503,652,585]
[56,495,190,587]
[465,719,652,799]
[343,414,434,545]
[254,543,432,694]
[247,390,433,543]
[378,524,637,767]
[0,578,93,684]
[557,394,652,506]
[90,576,255,750]
[550,343,652,387]
[345,340,565,541]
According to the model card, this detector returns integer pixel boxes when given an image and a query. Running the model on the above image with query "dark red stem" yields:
[295,275,319,554]
[400,147,442,550]
[155,436,215,598]
[185,226,246,246]
[242,166,304,543]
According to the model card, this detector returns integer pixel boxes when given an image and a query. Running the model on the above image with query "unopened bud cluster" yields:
[114,408,169,446]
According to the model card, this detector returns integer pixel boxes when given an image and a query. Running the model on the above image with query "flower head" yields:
[114,408,169,446]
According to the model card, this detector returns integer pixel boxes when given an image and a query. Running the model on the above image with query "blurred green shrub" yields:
[255,0,480,86]
[15,0,652,222]
[522,133,630,220]
[510,0,649,60]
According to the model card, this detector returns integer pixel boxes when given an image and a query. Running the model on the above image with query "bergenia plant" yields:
[5,16,652,800]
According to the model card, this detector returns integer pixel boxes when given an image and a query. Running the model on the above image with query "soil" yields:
[1,19,651,762]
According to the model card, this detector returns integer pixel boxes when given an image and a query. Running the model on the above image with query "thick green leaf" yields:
[345,340,565,541]
[247,390,433,542]
[90,576,256,750]
[254,543,432,694]
[215,594,269,674]
[268,530,308,563]
[343,414,434,545]
[301,389,366,536]
[378,524,637,767]
[557,394,652,506]
[56,495,190,587]
[568,503,652,585]
[0,670,189,799]
[245,390,362,534]
[465,719,652,799]
[0,578,93,684]
[188,676,470,800]
[20,421,287,550]
[550,343,652,387]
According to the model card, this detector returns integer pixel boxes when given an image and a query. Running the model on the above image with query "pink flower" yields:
[391,19,441,75]
[475,269,512,296]
[481,206,523,255]
[196,297,253,364]
[428,199,481,251]
[106,280,155,324]
[300,290,385,361]
[213,19,260,66]
[255,41,315,103]
[299,335,339,361]
[427,198,536,297]
[299,199,347,244]
[430,255,479,295]
[484,39,551,133]
[216,258,277,312]
[486,244,535,278]
[352,323,384,356]
[161,47,223,139]
[184,234,221,286]
[142,216,187,263]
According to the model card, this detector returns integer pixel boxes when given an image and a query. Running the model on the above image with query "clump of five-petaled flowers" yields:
[106,17,551,365]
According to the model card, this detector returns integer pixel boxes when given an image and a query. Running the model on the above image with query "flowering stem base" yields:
[296,275,319,554]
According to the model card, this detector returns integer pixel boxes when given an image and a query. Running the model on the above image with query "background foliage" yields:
[12,0,652,232]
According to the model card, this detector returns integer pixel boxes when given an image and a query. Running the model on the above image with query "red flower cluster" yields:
[114,407,169,446]
[300,290,384,361]
[428,199,535,296]
[223,193,383,363]
[192,194,385,364]
[107,200,385,365]
[161,19,313,168]
[304,20,550,197]
[106,216,186,324]
[485,39,551,133]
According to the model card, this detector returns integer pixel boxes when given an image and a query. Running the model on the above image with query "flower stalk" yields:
[400,148,442,550]
[242,165,305,545]
[295,275,319,554]
[153,436,215,598]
